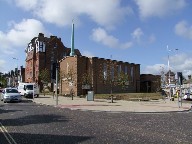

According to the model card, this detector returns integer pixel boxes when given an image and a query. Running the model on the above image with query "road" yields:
[1,99,192,144]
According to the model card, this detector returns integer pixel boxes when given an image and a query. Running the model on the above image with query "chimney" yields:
[38,33,44,37]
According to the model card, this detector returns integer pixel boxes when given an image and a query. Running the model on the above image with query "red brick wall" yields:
[60,56,140,96]
[25,33,81,91]
[140,74,161,92]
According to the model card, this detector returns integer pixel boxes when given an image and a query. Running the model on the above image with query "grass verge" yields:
[94,93,162,101]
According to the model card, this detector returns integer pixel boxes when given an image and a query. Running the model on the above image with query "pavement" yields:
[32,95,192,113]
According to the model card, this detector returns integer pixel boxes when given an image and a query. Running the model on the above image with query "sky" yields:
[0,0,192,78]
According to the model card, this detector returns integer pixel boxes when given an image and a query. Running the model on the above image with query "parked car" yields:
[183,93,192,100]
[1,88,22,103]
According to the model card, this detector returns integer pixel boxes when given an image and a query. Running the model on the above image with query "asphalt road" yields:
[1,99,192,144]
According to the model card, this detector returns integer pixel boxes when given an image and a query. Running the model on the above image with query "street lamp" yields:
[12,57,19,86]
[160,66,165,88]
[167,46,171,100]
[167,46,179,100]
[50,41,59,105]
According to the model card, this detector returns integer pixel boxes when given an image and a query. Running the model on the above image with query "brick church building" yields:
[25,33,140,96]
[59,56,140,96]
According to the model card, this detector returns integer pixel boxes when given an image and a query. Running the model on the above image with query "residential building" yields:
[25,33,81,89]
[165,70,176,87]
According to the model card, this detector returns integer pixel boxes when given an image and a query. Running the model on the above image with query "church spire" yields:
[70,20,75,56]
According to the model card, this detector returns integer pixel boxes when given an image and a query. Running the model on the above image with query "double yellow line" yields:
[0,122,17,144]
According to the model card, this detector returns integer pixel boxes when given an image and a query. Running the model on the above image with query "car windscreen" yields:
[25,85,33,90]
[6,89,18,93]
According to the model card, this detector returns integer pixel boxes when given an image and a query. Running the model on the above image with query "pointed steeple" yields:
[70,20,75,56]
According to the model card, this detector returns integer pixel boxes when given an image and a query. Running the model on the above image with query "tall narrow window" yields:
[118,65,121,76]
[35,38,39,52]
[28,43,33,52]
[103,63,107,80]
[131,66,134,82]
[67,63,69,74]
[54,43,57,49]
[110,64,114,81]
[125,66,128,74]
[39,41,46,52]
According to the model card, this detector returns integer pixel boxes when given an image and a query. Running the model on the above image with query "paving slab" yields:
[32,95,192,113]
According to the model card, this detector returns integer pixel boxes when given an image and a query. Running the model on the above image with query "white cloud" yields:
[91,27,133,49]
[142,53,192,78]
[14,0,133,28]
[134,0,186,18]
[0,59,6,73]
[142,64,166,75]
[0,19,46,54]
[175,20,192,40]
[14,0,38,10]
[148,34,156,43]
[82,51,95,57]
[131,28,143,42]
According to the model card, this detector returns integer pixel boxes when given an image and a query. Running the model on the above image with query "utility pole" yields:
[177,72,183,107]
[56,61,59,105]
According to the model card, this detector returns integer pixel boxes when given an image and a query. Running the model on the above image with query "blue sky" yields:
[0,0,192,78]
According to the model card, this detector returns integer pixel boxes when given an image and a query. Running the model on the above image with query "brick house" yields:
[59,56,140,96]
[25,33,81,89]
[165,70,176,87]
[6,66,25,87]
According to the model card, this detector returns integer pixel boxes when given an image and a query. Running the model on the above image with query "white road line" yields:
[0,122,17,144]
[0,126,12,144]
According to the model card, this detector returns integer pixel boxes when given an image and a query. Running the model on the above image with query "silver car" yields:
[1,88,22,103]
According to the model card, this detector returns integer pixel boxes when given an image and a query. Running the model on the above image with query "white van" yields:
[18,83,39,98]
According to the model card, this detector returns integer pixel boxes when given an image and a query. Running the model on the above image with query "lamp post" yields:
[160,66,165,89]
[167,46,171,100]
[51,41,59,105]
[56,61,59,105]
[167,46,179,100]
[12,57,19,86]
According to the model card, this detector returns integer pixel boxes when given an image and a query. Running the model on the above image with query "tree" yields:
[97,60,130,103]
[39,68,51,84]
[0,73,7,88]
[81,73,92,85]
[60,68,76,100]
[117,71,130,90]
[39,68,51,95]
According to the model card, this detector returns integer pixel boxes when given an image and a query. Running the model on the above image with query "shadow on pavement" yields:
[36,96,52,98]
[20,99,33,103]
[0,108,22,114]
[1,114,70,126]
[4,132,93,144]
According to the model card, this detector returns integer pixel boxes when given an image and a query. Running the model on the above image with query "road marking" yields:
[0,122,17,144]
